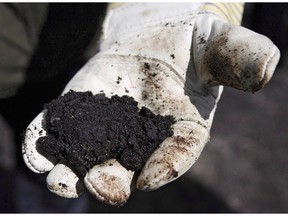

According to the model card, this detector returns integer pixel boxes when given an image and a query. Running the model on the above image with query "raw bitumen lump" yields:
[37,90,174,176]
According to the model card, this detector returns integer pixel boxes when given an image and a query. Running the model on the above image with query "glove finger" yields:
[84,159,134,206]
[196,19,280,92]
[137,120,209,191]
[22,110,57,173]
[46,161,85,198]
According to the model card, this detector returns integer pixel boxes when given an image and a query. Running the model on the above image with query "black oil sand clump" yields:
[37,90,174,176]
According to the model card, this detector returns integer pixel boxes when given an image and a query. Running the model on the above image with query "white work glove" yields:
[22,3,280,206]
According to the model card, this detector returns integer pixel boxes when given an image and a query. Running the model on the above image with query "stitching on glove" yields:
[22,146,39,172]
[22,127,45,173]
[84,174,128,206]
[105,11,201,42]
[47,184,79,198]
[95,54,185,87]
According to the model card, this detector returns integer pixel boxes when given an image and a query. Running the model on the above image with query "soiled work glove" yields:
[22,3,280,206]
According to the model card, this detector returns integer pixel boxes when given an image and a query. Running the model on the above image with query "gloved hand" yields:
[22,3,280,206]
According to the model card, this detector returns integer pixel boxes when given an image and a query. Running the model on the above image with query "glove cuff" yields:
[200,3,244,25]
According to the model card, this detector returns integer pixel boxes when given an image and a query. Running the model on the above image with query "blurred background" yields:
[0,3,287,213]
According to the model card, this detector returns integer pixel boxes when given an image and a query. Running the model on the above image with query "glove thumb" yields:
[194,18,280,92]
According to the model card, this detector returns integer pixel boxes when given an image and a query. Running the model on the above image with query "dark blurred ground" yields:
[0,3,288,213]
[190,61,288,213]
